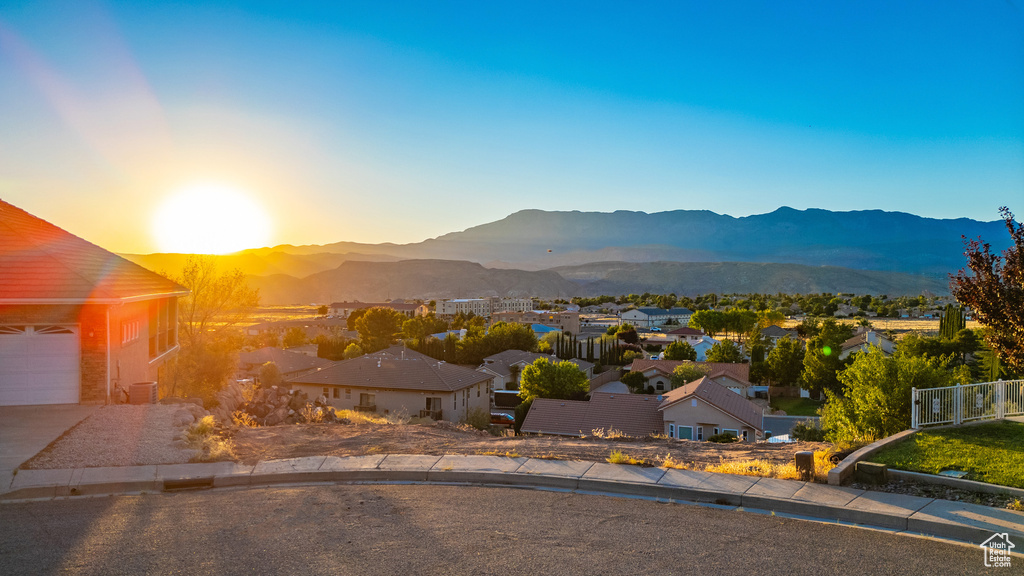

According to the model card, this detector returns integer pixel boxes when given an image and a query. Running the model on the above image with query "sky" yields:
[1,1,1022,254]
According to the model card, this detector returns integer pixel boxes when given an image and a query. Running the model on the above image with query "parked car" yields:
[490,412,515,427]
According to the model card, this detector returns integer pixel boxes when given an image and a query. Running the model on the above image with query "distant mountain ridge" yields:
[121,207,1009,303]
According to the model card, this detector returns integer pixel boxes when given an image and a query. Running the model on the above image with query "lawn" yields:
[869,420,1024,489]
[769,396,823,417]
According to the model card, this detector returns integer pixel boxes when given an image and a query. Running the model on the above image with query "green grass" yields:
[869,421,1024,489]
[769,396,823,417]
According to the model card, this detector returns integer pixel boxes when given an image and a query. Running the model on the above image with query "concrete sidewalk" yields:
[0,404,98,486]
[2,454,1022,547]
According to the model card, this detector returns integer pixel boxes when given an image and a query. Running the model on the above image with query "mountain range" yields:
[121,207,1010,304]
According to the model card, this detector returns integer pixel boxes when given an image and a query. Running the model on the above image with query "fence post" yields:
[954,383,961,426]
[911,387,918,429]
[996,380,1004,420]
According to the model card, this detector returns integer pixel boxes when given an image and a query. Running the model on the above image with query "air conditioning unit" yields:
[129,381,158,405]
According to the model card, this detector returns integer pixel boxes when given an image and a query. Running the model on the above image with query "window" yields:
[696,426,703,441]
[359,393,375,406]
[669,424,675,437]
[332,388,340,399]
[345,389,351,399]
[713,428,720,436]
[323,388,329,397]
[765,431,773,439]
[723,429,738,439]
[678,426,692,440]
[741,430,748,441]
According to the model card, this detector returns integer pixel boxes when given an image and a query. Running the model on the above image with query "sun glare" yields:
[153,184,272,254]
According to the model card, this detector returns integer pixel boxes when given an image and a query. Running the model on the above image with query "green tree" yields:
[663,340,697,361]
[621,371,650,394]
[165,256,259,405]
[258,362,282,388]
[282,326,307,348]
[689,310,725,338]
[820,347,955,443]
[705,340,743,363]
[518,358,589,402]
[402,314,448,343]
[317,305,329,316]
[801,336,845,397]
[670,363,710,389]
[355,307,406,352]
[343,343,364,359]
[346,308,367,331]
[766,336,805,386]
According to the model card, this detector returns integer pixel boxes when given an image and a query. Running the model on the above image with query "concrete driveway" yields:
[0,404,98,491]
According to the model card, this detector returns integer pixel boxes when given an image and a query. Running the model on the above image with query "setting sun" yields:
[152,184,271,254]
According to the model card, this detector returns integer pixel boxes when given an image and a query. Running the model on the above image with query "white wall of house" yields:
[661,398,758,442]
[292,381,491,423]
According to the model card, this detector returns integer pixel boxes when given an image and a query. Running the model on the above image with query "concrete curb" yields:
[3,455,1022,547]
[887,469,1024,499]
[828,429,917,485]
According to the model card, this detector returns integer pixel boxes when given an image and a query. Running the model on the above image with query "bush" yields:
[792,420,826,442]
[707,432,738,443]
[513,398,534,434]
[465,407,490,430]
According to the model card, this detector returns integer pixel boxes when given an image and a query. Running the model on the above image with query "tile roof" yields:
[238,347,334,376]
[521,392,664,437]
[658,376,763,431]
[287,346,492,392]
[330,301,423,311]
[0,200,188,303]
[761,325,797,338]
[628,359,750,382]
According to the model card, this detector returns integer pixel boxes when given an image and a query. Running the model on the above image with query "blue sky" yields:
[1,1,1022,252]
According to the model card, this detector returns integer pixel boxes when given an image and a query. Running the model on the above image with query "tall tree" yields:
[663,340,697,361]
[766,336,805,386]
[669,363,710,389]
[950,207,1024,371]
[355,307,406,352]
[518,358,589,401]
[166,256,259,404]
[705,340,743,363]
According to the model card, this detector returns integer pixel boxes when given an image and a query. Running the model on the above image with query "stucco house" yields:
[329,301,428,319]
[0,200,188,405]
[520,392,663,437]
[237,346,334,380]
[659,376,764,441]
[760,325,798,345]
[287,346,492,422]
[627,359,754,396]
[839,330,895,360]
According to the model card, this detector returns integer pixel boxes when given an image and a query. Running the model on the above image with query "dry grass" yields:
[335,409,391,425]
[231,410,260,428]
[186,415,235,462]
[607,450,650,466]
[1008,499,1023,512]
[703,451,836,483]
[590,428,630,439]
[300,404,327,423]
[661,454,698,470]
[480,450,522,458]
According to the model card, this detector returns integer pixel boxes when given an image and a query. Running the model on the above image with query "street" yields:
[0,484,990,575]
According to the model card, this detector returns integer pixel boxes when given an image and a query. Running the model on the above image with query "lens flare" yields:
[822,346,832,356]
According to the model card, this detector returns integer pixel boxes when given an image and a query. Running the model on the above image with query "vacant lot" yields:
[869,420,1024,489]
[769,397,823,417]
[227,420,830,469]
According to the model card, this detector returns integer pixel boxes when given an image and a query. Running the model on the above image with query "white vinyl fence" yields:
[912,380,1024,428]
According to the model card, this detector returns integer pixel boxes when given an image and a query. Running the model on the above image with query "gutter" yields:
[0,290,190,306]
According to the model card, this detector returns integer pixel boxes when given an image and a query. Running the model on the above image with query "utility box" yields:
[129,381,158,405]
[795,451,815,481]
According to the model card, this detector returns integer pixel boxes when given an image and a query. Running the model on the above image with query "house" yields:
[620,307,693,328]
[691,335,720,361]
[329,301,428,319]
[283,344,319,357]
[626,359,755,396]
[0,200,188,405]
[839,330,895,360]
[665,326,705,346]
[237,347,334,380]
[478,349,595,391]
[520,392,664,437]
[287,346,493,422]
[658,376,763,441]
[490,310,580,334]
[760,325,798,345]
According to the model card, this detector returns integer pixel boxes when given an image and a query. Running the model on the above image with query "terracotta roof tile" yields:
[628,359,750,382]
[0,200,187,302]
[521,392,664,437]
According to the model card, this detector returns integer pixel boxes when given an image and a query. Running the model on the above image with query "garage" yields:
[0,325,80,405]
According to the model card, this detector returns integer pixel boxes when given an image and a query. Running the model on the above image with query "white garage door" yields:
[0,325,80,405]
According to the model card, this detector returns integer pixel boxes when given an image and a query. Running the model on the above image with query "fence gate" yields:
[912,380,1024,428]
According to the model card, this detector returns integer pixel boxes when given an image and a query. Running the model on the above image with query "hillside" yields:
[247,259,581,304]
[553,261,950,297]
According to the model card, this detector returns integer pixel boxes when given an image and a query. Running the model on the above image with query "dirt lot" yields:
[227,420,831,467]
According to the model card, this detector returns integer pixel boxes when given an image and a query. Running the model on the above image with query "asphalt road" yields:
[0,485,993,575]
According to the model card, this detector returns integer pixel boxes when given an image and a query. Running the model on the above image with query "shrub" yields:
[464,407,490,430]
[231,410,259,428]
[384,408,410,425]
[590,427,629,439]
[607,450,645,465]
[513,398,534,434]
[707,432,738,443]
[791,420,827,442]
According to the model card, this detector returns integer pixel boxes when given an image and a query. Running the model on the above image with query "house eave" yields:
[0,291,190,306]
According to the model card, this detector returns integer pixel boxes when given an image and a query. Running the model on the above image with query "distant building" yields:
[620,307,693,328]
[329,301,428,319]
[435,297,533,318]
[238,347,333,380]
[840,330,895,360]
[491,310,580,334]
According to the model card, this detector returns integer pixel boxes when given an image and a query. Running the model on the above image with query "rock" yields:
[172,410,195,427]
